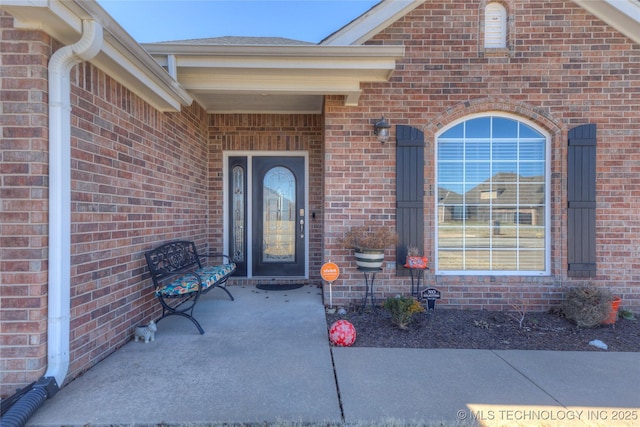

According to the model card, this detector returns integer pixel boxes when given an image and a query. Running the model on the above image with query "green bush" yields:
[383,296,425,329]
[562,285,612,328]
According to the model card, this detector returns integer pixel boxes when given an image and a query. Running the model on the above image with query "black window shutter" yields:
[396,125,425,275]
[567,124,597,277]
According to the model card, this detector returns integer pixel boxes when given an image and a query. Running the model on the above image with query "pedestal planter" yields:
[354,250,385,269]
[602,296,622,325]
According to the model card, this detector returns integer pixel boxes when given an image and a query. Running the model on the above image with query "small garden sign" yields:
[320,262,340,282]
[321,261,340,311]
[421,287,441,311]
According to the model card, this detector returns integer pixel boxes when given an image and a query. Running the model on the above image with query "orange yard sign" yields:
[320,262,340,282]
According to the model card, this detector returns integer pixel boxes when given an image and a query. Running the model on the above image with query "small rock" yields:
[589,339,608,350]
[337,307,347,315]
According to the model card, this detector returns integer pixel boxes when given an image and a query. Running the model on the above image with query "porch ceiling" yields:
[141,44,405,114]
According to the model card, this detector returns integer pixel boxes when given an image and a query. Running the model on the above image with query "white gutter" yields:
[2,0,191,111]
[46,19,103,388]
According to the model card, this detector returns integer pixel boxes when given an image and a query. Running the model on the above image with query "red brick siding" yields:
[67,62,211,381]
[208,114,324,283]
[2,0,640,398]
[323,96,399,304]
[0,11,213,396]
[0,12,51,397]
[323,0,640,310]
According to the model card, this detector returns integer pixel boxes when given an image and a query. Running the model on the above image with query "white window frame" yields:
[434,112,551,276]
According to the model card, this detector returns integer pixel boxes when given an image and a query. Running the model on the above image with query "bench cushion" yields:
[155,263,237,297]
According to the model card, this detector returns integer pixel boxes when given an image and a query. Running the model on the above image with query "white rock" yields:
[337,308,347,315]
[589,339,608,350]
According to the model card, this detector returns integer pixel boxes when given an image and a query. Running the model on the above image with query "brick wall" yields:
[0,11,213,397]
[0,11,51,398]
[2,0,639,399]
[67,63,211,380]
[208,113,325,282]
[323,0,640,310]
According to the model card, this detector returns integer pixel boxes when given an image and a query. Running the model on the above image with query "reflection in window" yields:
[436,116,548,274]
[263,167,296,263]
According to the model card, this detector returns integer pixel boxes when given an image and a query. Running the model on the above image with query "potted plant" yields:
[404,246,428,269]
[603,295,622,325]
[340,223,398,269]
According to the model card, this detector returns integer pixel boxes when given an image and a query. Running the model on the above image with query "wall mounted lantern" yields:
[373,116,391,144]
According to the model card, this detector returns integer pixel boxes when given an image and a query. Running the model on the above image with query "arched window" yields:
[436,115,549,275]
[485,2,507,49]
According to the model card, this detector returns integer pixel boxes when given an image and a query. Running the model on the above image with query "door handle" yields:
[299,218,304,239]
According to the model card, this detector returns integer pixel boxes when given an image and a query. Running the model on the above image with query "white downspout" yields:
[46,19,103,388]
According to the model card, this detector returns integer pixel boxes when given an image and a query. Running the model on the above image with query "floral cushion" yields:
[155,263,236,297]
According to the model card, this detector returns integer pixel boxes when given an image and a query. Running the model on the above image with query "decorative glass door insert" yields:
[262,166,296,263]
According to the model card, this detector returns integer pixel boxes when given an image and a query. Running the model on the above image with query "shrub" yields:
[383,296,425,329]
[562,285,613,328]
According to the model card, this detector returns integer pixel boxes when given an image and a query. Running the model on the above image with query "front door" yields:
[228,155,306,277]
[252,156,305,276]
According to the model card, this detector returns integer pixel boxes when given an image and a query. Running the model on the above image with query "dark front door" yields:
[252,156,305,276]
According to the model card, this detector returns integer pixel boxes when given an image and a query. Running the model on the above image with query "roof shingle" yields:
[155,36,315,46]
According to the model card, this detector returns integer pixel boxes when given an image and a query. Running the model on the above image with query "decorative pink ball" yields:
[329,320,356,347]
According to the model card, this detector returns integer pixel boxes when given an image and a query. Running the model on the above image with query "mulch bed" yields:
[326,306,640,352]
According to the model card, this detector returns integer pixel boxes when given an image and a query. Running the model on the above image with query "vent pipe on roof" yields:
[0,19,103,427]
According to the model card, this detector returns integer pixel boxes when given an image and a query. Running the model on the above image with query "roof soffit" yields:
[572,0,640,45]
[2,0,192,111]
[6,0,637,115]
[321,0,426,46]
[143,44,404,113]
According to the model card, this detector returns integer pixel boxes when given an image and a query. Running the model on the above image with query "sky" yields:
[97,0,380,44]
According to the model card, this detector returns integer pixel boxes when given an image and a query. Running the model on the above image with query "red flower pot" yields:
[602,296,622,325]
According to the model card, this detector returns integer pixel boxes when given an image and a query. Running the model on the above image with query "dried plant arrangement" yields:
[340,223,398,252]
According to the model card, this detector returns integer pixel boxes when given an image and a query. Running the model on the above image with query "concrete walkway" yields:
[25,285,640,426]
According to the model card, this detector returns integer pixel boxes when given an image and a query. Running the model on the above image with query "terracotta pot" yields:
[602,296,622,325]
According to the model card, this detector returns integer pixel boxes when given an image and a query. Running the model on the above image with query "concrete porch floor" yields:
[24,284,640,426]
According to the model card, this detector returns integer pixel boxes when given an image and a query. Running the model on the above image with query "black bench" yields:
[144,240,236,334]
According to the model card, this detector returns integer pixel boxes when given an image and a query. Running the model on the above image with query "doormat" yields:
[256,284,304,291]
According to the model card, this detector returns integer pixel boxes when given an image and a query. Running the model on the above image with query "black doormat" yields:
[256,283,304,291]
